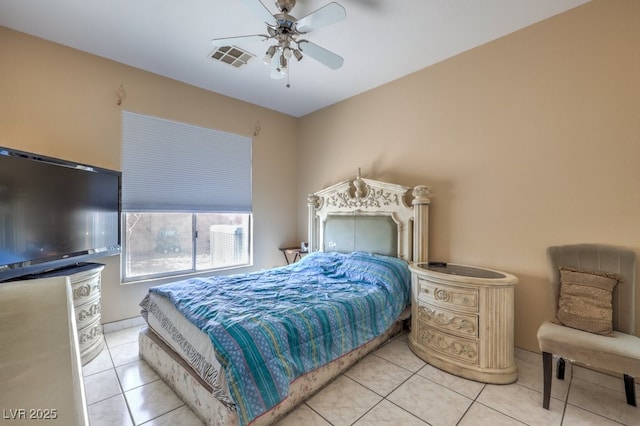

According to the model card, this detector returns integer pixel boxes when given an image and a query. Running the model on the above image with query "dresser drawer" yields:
[78,322,104,361]
[417,277,478,312]
[75,299,102,330]
[416,322,479,365]
[416,303,478,339]
[71,273,101,306]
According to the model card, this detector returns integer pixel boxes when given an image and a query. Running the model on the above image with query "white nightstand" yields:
[409,262,518,384]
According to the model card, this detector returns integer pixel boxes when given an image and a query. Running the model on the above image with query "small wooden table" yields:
[279,247,308,264]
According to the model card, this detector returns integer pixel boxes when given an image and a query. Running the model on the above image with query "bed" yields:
[139,173,431,425]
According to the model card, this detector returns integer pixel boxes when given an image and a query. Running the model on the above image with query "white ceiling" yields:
[0,0,589,117]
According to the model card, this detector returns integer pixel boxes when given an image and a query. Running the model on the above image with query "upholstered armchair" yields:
[536,244,640,409]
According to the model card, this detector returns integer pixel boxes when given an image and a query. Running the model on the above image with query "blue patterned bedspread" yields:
[148,251,410,425]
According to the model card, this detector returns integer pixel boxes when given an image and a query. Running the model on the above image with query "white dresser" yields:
[409,262,518,384]
[39,263,105,365]
[70,264,105,365]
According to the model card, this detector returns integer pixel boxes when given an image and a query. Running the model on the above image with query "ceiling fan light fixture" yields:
[279,54,288,74]
[283,46,293,59]
[293,49,303,61]
[262,45,277,64]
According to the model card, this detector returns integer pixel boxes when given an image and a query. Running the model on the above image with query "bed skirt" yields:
[139,317,407,425]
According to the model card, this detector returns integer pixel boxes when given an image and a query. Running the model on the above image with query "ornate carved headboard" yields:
[307,172,430,263]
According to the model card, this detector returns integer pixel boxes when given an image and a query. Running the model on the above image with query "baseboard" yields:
[103,316,145,333]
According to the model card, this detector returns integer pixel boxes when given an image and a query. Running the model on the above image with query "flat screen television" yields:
[0,147,121,282]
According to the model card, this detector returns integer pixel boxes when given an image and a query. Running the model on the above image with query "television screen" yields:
[0,147,121,282]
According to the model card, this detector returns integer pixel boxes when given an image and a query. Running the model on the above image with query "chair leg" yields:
[556,357,565,380]
[624,374,637,406]
[542,351,553,409]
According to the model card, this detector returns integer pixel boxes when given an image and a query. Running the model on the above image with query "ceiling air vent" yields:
[209,46,255,68]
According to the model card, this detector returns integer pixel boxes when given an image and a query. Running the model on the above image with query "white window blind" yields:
[121,111,252,212]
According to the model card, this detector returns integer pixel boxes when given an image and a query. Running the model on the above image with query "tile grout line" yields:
[374,368,433,426]
[84,344,121,407]
[106,339,137,426]
[106,333,188,426]
[303,402,334,425]
[351,341,432,424]
[453,382,486,426]
[104,334,143,425]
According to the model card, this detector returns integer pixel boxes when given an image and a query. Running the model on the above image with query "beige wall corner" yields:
[0,26,299,322]
[296,0,640,350]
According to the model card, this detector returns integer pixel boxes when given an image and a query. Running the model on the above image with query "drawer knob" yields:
[73,284,92,299]
[435,288,451,302]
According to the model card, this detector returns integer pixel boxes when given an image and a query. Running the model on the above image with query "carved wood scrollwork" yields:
[78,325,102,344]
[73,284,92,299]
[412,185,431,200]
[434,288,451,302]
[419,328,478,361]
[418,305,476,334]
[325,186,401,209]
[73,279,100,300]
[78,303,101,321]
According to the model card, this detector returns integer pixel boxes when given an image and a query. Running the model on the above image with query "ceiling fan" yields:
[212,0,346,84]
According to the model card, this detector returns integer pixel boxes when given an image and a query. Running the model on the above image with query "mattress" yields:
[142,291,233,406]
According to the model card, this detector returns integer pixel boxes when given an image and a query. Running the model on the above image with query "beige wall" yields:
[0,27,299,323]
[2,0,639,352]
[297,0,640,351]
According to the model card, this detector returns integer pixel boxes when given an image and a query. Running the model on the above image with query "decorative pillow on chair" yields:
[556,267,619,336]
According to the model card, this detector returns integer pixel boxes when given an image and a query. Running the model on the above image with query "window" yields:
[121,112,252,282]
[123,212,251,280]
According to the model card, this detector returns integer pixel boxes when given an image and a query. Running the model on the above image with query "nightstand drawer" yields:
[416,303,478,339]
[416,322,479,365]
[417,277,478,312]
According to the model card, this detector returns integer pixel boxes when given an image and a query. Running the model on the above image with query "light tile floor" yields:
[85,326,639,425]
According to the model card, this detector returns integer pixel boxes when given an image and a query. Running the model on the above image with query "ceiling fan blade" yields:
[295,2,346,33]
[238,0,277,26]
[211,34,270,46]
[298,40,344,70]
